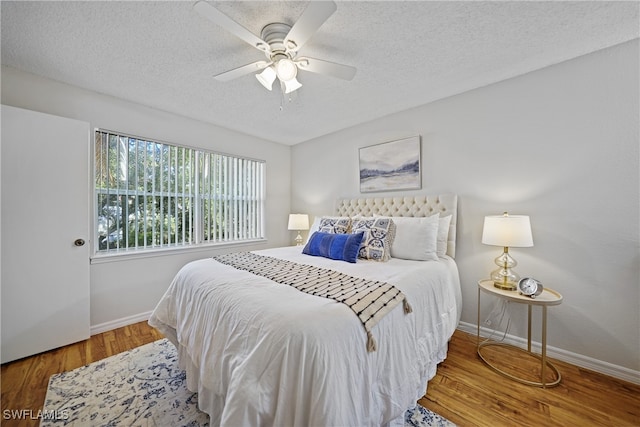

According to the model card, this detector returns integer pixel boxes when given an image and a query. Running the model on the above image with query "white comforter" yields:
[148,246,461,426]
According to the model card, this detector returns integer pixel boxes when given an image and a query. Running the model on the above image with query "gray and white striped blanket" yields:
[213,251,412,352]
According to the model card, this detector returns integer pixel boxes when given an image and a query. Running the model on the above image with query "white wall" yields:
[2,40,637,380]
[1,66,291,329]
[291,40,639,378]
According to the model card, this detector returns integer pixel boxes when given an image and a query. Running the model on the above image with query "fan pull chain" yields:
[278,82,296,112]
[279,83,285,111]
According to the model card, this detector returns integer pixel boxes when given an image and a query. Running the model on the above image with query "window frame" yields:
[91,129,266,261]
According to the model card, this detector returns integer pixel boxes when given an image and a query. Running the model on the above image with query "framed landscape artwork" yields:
[359,136,421,193]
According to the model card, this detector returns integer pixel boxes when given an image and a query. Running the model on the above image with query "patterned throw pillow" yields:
[351,217,396,261]
[319,216,351,234]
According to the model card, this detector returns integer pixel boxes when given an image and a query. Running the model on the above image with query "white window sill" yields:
[90,238,268,264]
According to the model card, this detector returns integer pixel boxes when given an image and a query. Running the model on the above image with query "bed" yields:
[149,194,461,426]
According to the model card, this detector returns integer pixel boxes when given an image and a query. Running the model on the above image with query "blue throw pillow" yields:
[302,231,364,263]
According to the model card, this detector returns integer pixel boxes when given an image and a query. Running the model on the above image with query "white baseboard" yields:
[90,311,153,336]
[457,321,640,385]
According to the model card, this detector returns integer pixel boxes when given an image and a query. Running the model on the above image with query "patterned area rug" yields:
[42,339,455,426]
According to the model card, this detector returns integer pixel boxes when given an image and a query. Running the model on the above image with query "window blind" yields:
[95,130,265,253]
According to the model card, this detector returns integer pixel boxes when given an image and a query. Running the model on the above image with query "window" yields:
[94,130,265,254]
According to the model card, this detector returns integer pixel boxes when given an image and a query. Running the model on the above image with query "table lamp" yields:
[482,212,533,290]
[288,214,309,246]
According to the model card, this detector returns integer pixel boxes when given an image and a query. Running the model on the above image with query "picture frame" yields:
[359,136,421,193]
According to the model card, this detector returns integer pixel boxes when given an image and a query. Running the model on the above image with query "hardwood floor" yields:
[1,322,639,426]
[421,330,640,426]
[1,322,163,427]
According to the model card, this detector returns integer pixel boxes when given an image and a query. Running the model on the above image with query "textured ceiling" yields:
[2,1,638,145]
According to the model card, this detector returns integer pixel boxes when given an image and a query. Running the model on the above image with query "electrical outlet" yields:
[484,319,492,326]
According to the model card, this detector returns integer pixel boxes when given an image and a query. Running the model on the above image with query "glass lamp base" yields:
[491,247,519,290]
[490,268,519,290]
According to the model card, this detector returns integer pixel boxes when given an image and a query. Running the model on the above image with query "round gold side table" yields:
[477,279,563,388]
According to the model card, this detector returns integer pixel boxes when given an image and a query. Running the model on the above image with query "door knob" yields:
[74,238,86,247]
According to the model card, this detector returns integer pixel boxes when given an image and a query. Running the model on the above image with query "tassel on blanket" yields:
[366,330,377,352]
[403,298,413,314]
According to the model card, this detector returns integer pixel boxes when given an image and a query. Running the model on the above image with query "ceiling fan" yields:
[193,0,357,94]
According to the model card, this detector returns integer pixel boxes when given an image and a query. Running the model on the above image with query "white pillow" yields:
[436,215,452,257]
[389,215,439,261]
[305,216,322,243]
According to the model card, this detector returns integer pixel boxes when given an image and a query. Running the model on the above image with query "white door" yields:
[1,105,90,363]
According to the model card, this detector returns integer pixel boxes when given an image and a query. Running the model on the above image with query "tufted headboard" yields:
[335,194,458,258]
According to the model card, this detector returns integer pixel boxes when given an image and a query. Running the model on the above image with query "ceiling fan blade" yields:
[214,61,270,82]
[194,1,270,53]
[284,1,337,53]
[295,57,356,81]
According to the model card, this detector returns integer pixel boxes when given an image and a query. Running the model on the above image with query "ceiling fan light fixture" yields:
[256,66,277,90]
[275,58,298,82]
[283,77,302,94]
[194,1,357,95]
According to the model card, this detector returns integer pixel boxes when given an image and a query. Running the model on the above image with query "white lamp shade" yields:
[283,77,302,94]
[482,214,533,247]
[288,214,309,231]
[256,66,277,91]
